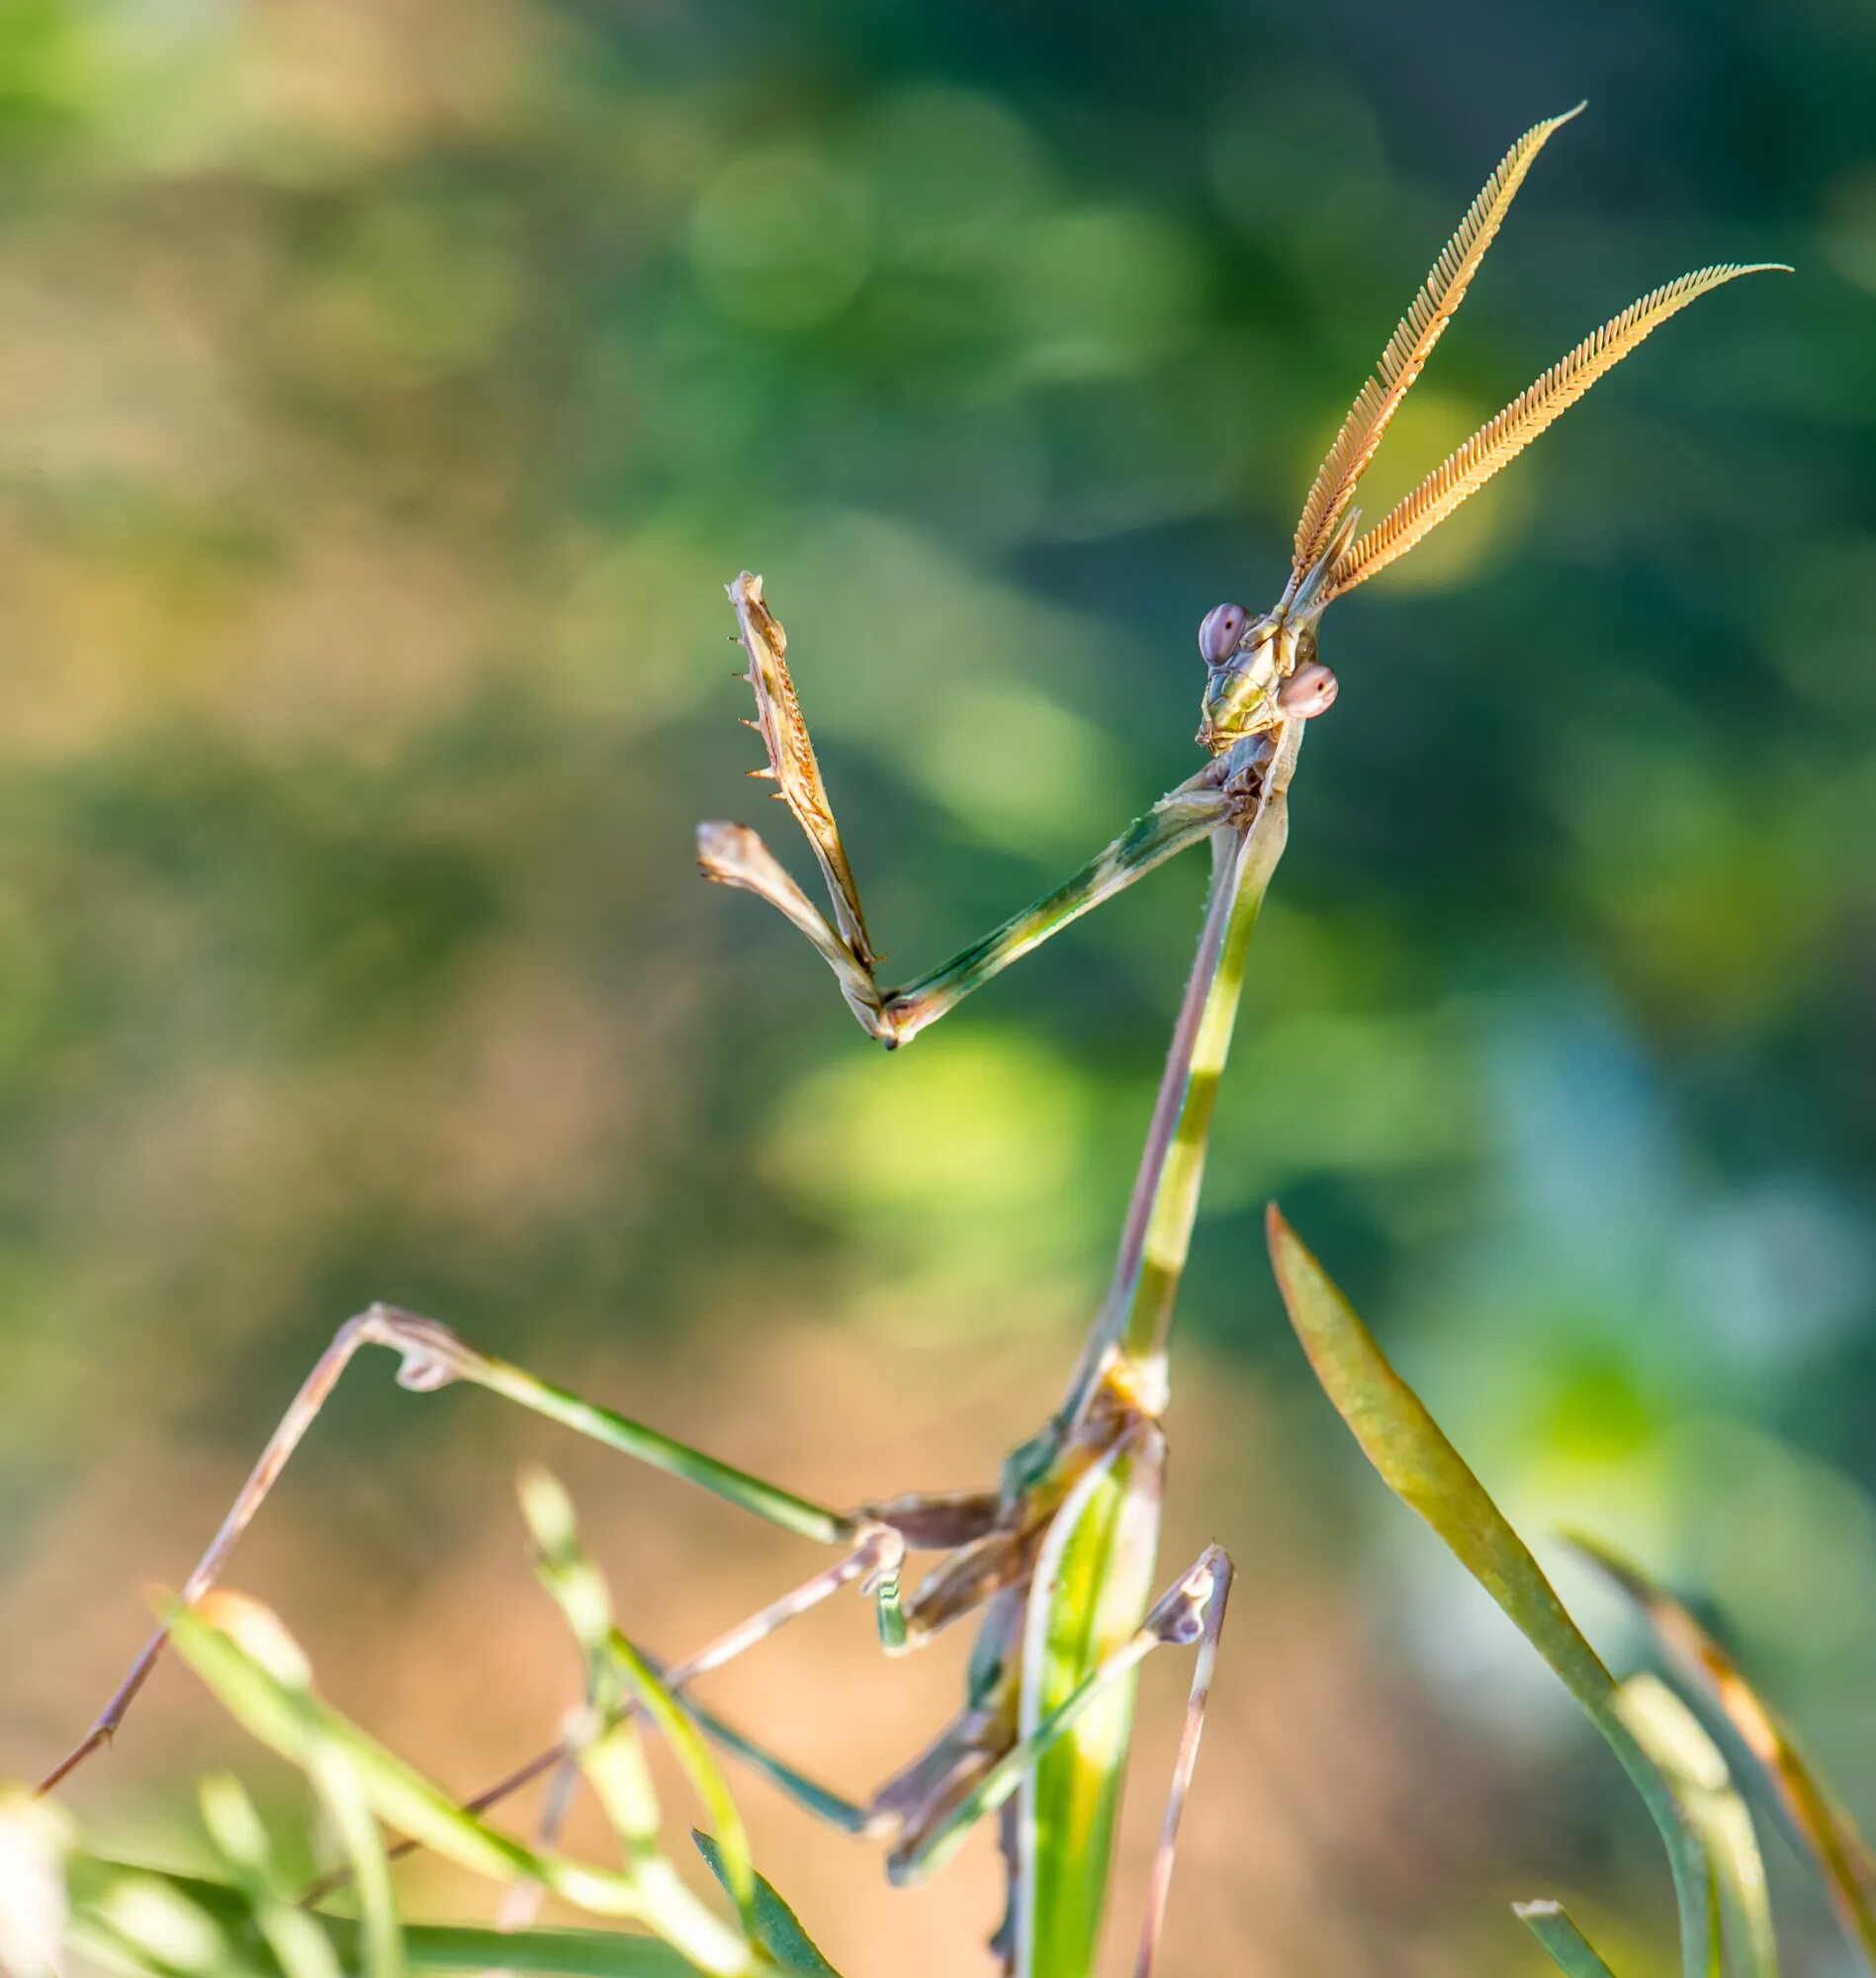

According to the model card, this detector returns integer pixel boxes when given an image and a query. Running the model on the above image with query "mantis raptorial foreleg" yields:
[39,1304,913,1794]
[698,573,1237,1047]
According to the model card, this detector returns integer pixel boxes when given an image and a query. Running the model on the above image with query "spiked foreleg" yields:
[699,571,1233,1045]
[700,778,1230,1046]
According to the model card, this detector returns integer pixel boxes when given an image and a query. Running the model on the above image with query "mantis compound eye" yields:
[1198,602,1248,666]
[1277,661,1338,719]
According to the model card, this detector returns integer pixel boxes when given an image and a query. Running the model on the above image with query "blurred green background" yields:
[1,0,1871,1972]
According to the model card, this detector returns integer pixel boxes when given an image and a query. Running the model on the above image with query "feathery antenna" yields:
[1290,104,1585,585]
[1320,261,1790,600]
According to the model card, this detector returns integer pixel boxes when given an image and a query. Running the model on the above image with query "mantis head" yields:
[1195,604,1336,754]
[1190,103,1781,764]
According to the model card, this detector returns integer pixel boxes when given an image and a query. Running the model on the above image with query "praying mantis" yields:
[40,108,1783,1978]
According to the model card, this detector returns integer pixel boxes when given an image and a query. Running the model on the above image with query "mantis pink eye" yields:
[1198,603,1248,666]
[1277,661,1338,718]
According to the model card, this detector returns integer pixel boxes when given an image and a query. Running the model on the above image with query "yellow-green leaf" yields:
[520,1469,758,1942]
[1568,1530,1876,1971]
[1266,1207,1713,1978]
[162,1593,755,1978]
[1617,1673,1777,1978]
[1268,1207,1616,1708]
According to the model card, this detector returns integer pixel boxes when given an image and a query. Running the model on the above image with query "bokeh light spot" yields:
[917,680,1125,856]
[1007,208,1204,382]
[866,86,1049,243]
[1820,163,1876,294]
[760,1027,1090,1231]
[690,144,872,329]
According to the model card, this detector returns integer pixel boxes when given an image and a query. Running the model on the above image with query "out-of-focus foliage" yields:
[1,2,1870,1975]
[1273,1208,1744,1977]
[1572,1532,1876,1967]
[27,1477,844,1976]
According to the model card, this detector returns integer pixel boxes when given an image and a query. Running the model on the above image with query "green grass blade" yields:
[1268,1209,1611,1706]
[166,1592,599,1893]
[1567,1531,1876,1970]
[693,1835,840,1977]
[396,1926,702,1978]
[199,1775,345,1978]
[519,1471,757,1938]
[1618,1675,1778,1978]
[1267,1209,1714,1978]
[162,1591,754,1977]
[502,1480,666,1872]
[1515,1900,1621,1977]
[1016,1433,1163,1978]
[71,1859,711,1978]
[666,1688,870,1837]
[581,1718,667,1873]
[306,1742,405,1978]
[397,1925,705,1977]
[77,1870,250,1978]
[599,1637,754,1933]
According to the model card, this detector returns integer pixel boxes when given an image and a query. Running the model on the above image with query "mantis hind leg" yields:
[39,1303,883,1794]
[310,1485,1027,1896]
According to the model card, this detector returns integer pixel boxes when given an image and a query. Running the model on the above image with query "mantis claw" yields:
[705,578,1227,1046]
[725,571,876,969]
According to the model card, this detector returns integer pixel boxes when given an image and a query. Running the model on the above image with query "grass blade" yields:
[519,1471,758,1940]
[1617,1675,1778,1978]
[306,1742,405,1978]
[77,1871,248,1978]
[1516,1900,1620,1977]
[599,1635,753,1933]
[1016,1431,1163,1978]
[1266,1207,1714,1978]
[1566,1530,1876,1970]
[163,1591,754,1977]
[693,1835,839,1977]
[396,1925,704,1977]
[665,1689,870,1838]
[71,1858,712,1978]
[199,1775,345,1978]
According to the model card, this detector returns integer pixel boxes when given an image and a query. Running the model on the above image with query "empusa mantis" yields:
[42,109,1782,1978]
